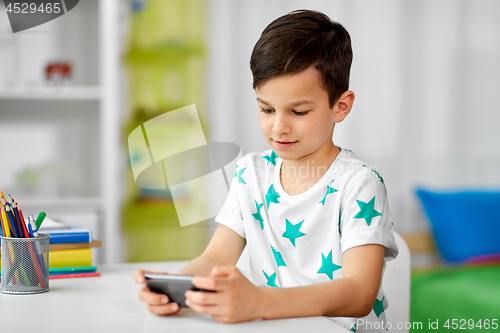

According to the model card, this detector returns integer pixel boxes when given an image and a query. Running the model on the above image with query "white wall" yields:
[206,0,500,234]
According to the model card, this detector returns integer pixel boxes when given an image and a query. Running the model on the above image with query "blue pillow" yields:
[415,187,500,263]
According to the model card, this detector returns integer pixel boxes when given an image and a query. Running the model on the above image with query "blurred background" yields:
[1,0,499,268]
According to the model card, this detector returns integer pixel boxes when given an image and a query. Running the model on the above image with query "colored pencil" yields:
[27,240,46,288]
[14,202,30,238]
[5,205,19,238]
[2,205,13,237]
[1,206,10,237]
[0,192,55,289]
[0,206,5,237]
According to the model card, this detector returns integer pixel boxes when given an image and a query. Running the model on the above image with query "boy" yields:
[135,10,398,332]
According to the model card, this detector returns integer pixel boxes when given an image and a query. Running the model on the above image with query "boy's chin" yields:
[272,149,299,161]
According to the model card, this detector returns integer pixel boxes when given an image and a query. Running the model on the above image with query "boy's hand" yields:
[185,266,263,323]
[134,269,181,316]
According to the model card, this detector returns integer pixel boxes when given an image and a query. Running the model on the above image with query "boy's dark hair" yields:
[250,10,352,108]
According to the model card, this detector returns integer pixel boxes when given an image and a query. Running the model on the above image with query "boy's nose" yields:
[272,112,291,134]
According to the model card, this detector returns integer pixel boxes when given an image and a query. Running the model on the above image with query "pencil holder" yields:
[1,233,50,294]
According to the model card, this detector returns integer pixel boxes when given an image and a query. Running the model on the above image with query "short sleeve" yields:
[339,170,399,261]
[214,164,246,239]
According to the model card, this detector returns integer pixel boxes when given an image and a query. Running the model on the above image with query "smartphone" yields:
[144,273,214,308]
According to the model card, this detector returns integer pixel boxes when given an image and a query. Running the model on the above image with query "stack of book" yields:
[39,218,102,279]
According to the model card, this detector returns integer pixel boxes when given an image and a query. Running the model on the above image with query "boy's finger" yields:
[134,269,168,284]
[185,289,220,306]
[134,269,147,284]
[192,275,227,291]
[146,302,180,316]
[185,299,218,316]
[138,285,170,305]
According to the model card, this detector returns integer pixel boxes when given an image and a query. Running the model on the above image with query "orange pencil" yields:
[0,190,6,202]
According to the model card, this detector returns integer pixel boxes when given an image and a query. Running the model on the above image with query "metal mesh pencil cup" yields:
[1,233,50,294]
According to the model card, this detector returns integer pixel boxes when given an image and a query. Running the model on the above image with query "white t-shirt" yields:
[215,148,399,332]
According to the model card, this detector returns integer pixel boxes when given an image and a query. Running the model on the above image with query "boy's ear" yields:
[333,90,355,123]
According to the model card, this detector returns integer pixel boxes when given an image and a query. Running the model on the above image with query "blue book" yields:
[46,231,93,244]
[39,223,93,244]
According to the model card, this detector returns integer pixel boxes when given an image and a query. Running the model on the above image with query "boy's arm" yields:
[176,224,246,276]
[187,243,385,323]
[258,244,385,319]
[135,224,245,316]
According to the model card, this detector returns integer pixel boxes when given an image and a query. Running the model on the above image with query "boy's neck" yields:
[280,143,341,181]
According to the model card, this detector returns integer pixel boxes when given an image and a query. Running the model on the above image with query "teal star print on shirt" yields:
[350,323,357,332]
[319,182,338,205]
[363,165,386,193]
[282,219,306,247]
[373,296,385,317]
[271,245,287,267]
[233,165,247,184]
[265,184,280,209]
[262,270,279,287]
[251,201,265,230]
[353,196,382,226]
[317,250,341,280]
[372,169,384,185]
[262,150,278,166]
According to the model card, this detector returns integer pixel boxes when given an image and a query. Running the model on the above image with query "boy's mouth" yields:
[274,140,298,149]
[275,140,297,144]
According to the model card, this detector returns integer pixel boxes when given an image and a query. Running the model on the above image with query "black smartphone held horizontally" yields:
[144,273,214,308]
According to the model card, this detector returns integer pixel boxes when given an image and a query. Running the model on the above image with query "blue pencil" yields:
[6,206,19,238]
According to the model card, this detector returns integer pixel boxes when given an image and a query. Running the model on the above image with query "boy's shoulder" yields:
[336,148,386,187]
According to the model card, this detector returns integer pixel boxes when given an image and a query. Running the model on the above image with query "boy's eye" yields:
[293,111,309,116]
[260,108,309,116]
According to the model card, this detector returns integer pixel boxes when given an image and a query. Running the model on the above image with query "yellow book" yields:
[0,248,92,269]
[49,248,93,268]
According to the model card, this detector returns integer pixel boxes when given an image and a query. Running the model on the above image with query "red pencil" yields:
[14,202,30,238]
[27,241,47,288]
[49,272,101,280]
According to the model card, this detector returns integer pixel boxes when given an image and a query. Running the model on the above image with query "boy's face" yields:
[256,66,347,163]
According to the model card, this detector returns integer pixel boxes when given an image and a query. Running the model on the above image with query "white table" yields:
[0,261,349,333]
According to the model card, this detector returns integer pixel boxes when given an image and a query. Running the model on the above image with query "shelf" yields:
[0,86,101,101]
[16,197,101,208]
